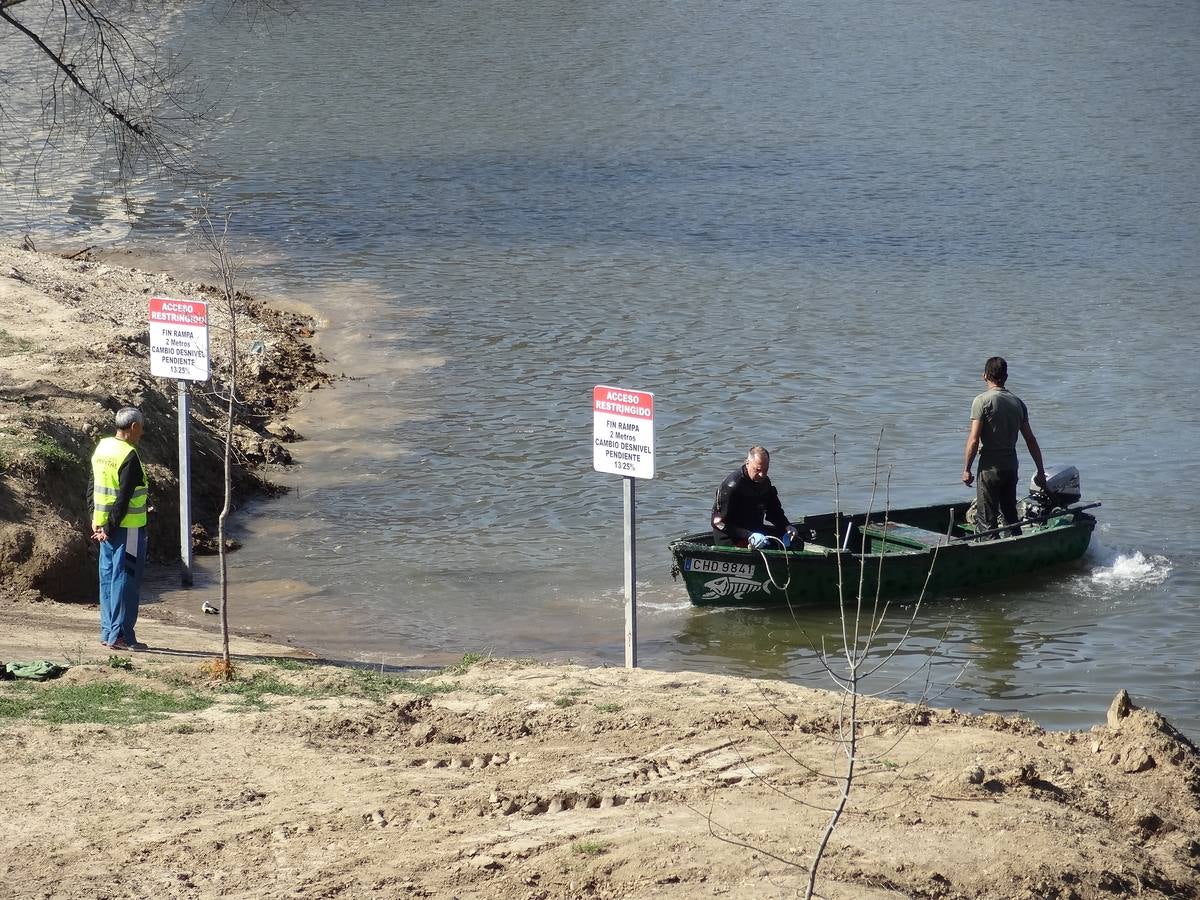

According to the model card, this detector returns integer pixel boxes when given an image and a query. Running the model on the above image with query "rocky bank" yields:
[0,242,329,603]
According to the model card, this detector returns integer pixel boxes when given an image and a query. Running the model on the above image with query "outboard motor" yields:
[1024,465,1081,521]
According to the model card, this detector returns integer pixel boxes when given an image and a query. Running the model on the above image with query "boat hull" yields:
[668,501,1096,607]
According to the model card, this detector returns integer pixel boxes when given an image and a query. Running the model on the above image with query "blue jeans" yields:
[98,525,146,645]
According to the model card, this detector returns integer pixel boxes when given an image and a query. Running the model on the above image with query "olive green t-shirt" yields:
[970,388,1028,470]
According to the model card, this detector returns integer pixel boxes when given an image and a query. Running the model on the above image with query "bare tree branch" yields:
[1,1,285,190]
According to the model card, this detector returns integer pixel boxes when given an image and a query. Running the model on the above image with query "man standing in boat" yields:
[711,446,801,549]
[962,357,1048,538]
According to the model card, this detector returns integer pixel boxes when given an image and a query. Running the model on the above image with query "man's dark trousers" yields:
[977,467,1021,538]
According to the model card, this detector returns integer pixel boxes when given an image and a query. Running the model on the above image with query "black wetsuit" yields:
[711,465,792,547]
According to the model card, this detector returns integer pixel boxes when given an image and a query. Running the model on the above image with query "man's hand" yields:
[91,526,107,542]
[1034,470,1048,490]
[961,468,975,487]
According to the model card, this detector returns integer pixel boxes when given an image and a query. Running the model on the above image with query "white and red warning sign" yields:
[593,385,655,479]
[149,296,209,381]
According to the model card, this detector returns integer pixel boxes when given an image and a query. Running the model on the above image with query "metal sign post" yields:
[177,381,193,585]
[149,297,210,586]
[623,475,638,668]
[592,385,655,669]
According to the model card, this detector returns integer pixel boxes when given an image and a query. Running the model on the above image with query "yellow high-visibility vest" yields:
[91,437,148,529]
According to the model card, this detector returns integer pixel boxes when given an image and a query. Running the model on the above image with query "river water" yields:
[2,0,1197,737]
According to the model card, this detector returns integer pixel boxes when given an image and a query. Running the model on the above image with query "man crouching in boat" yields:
[711,446,801,550]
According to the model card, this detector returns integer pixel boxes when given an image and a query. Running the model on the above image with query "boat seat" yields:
[858,521,952,550]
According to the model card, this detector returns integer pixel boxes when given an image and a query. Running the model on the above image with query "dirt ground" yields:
[1,600,1198,900]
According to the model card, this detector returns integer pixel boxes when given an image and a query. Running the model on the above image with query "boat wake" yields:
[1084,546,1172,589]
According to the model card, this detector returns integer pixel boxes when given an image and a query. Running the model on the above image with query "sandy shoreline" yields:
[2,603,1198,899]
[0,594,314,666]
[3,244,1200,897]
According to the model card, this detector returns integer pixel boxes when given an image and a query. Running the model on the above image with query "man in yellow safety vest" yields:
[90,407,150,650]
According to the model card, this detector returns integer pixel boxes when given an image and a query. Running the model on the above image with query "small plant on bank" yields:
[571,839,612,857]
[200,657,235,681]
[594,702,622,713]
[30,437,80,471]
[107,655,133,670]
[62,641,88,668]
[444,651,491,675]
[554,687,588,707]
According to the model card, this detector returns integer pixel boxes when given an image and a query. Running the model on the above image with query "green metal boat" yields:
[669,497,1100,608]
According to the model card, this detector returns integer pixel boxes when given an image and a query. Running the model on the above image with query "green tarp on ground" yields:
[3,661,68,681]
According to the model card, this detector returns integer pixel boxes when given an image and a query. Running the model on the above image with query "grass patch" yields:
[346,668,457,702]
[262,656,314,672]
[0,428,20,473]
[0,681,211,725]
[594,702,622,714]
[151,670,196,691]
[442,651,490,676]
[0,657,465,727]
[147,663,455,709]
[31,437,81,470]
[0,329,33,353]
[216,671,313,709]
[571,839,612,857]
[553,687,588,708]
